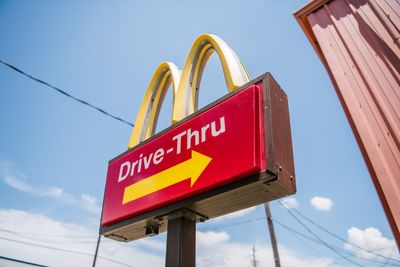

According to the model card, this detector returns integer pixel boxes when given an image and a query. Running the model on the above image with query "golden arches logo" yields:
[128,34,250,149]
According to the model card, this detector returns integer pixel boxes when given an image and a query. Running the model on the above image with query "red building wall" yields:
[295,0,400,247]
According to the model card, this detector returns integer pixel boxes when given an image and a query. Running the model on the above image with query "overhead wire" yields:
[281,202,400,264]
[0,230,97,245]
[0,236,134,267]
[198,216,266,232]
[0,227,96,239]
[279,202,400,266]
[0,255,46,267]
[271,218,325,258]
[381,247,396,267]
[0,59,134,127]
[1,59,399,266]
[272,218,400,267]
[199,212,398,266]
[0,58,136,265]
[281,207,368,266]
[1,212,398,266]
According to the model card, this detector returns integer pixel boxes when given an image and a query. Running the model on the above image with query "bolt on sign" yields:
[100,34,296,242]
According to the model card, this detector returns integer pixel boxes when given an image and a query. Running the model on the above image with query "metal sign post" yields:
[165,214,196,267]
[164,209,206,267]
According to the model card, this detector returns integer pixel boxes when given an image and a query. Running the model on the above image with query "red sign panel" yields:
[101,84,266,226]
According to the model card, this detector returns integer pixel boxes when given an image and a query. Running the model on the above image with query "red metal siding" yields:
[295,0,400,247]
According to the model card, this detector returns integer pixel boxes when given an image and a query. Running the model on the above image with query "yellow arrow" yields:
[122,150,212,204]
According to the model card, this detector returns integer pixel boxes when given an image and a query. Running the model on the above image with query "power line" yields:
[3,210,398,266]
[0,226,96,239]
[198,216,266,232]
[0,59,134,128]
[285,204,400,264]
[201,213,400,266]
[199,213,388,266]
[272,218,324,257]
[200,214,398,266]
[1,231,96,245]
[0,236,134,267]
[382,247,396,267]
[280,204,400,266]
[272,218,400,267]
[0,255,47,267]
[201,208,399,265]
[2,213,396,267]
[282,208,365,266]
[0,236,91,257]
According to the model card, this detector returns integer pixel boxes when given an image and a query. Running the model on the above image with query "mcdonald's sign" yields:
[100,34,295,242]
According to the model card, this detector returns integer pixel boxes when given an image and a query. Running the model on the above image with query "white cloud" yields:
[46,187,64,198]
[214,206,256,221]
[0,208,343,267]
[0,160,100,214]
[197,231,230,247]
[1,160,66,199]
[0,209,163,267]
[310,196,333,211]
[281,197,299,209]
[135,238,165,251]
[344,227,400,261]
[197,242,340,267]
[3,172,66,199]
[4,174,32,192]
[80,194,101,214]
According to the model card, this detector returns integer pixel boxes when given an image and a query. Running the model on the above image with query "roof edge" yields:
[293,0,332,72]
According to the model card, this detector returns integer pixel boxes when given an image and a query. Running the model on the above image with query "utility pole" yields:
[92,234,101,267]
[264,203,281,267]
[251,245,258,267]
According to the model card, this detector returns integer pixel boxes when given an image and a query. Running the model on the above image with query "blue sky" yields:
[0,1,398,266]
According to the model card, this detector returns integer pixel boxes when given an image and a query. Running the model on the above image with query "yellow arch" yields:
[128,34,250,149]
[128,62,181,149]
[172,34,250,123]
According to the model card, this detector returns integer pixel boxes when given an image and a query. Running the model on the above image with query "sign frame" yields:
[100,73,295,242]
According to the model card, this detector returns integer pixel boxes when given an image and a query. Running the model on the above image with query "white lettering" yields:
[143,153,153,169]
[211,116,226,137]
[118,162,131,182]
[137,154,144,173]
[130,161,139,176]
[172,131,186,154]
[153,148,165,164]
[201,124,210,142]
[186,128,199,150]
[118,116,226,183]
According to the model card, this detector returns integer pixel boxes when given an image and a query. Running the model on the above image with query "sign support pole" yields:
[165,212,196,267]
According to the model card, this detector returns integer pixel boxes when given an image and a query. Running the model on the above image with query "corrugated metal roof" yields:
[295,0,400,247]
